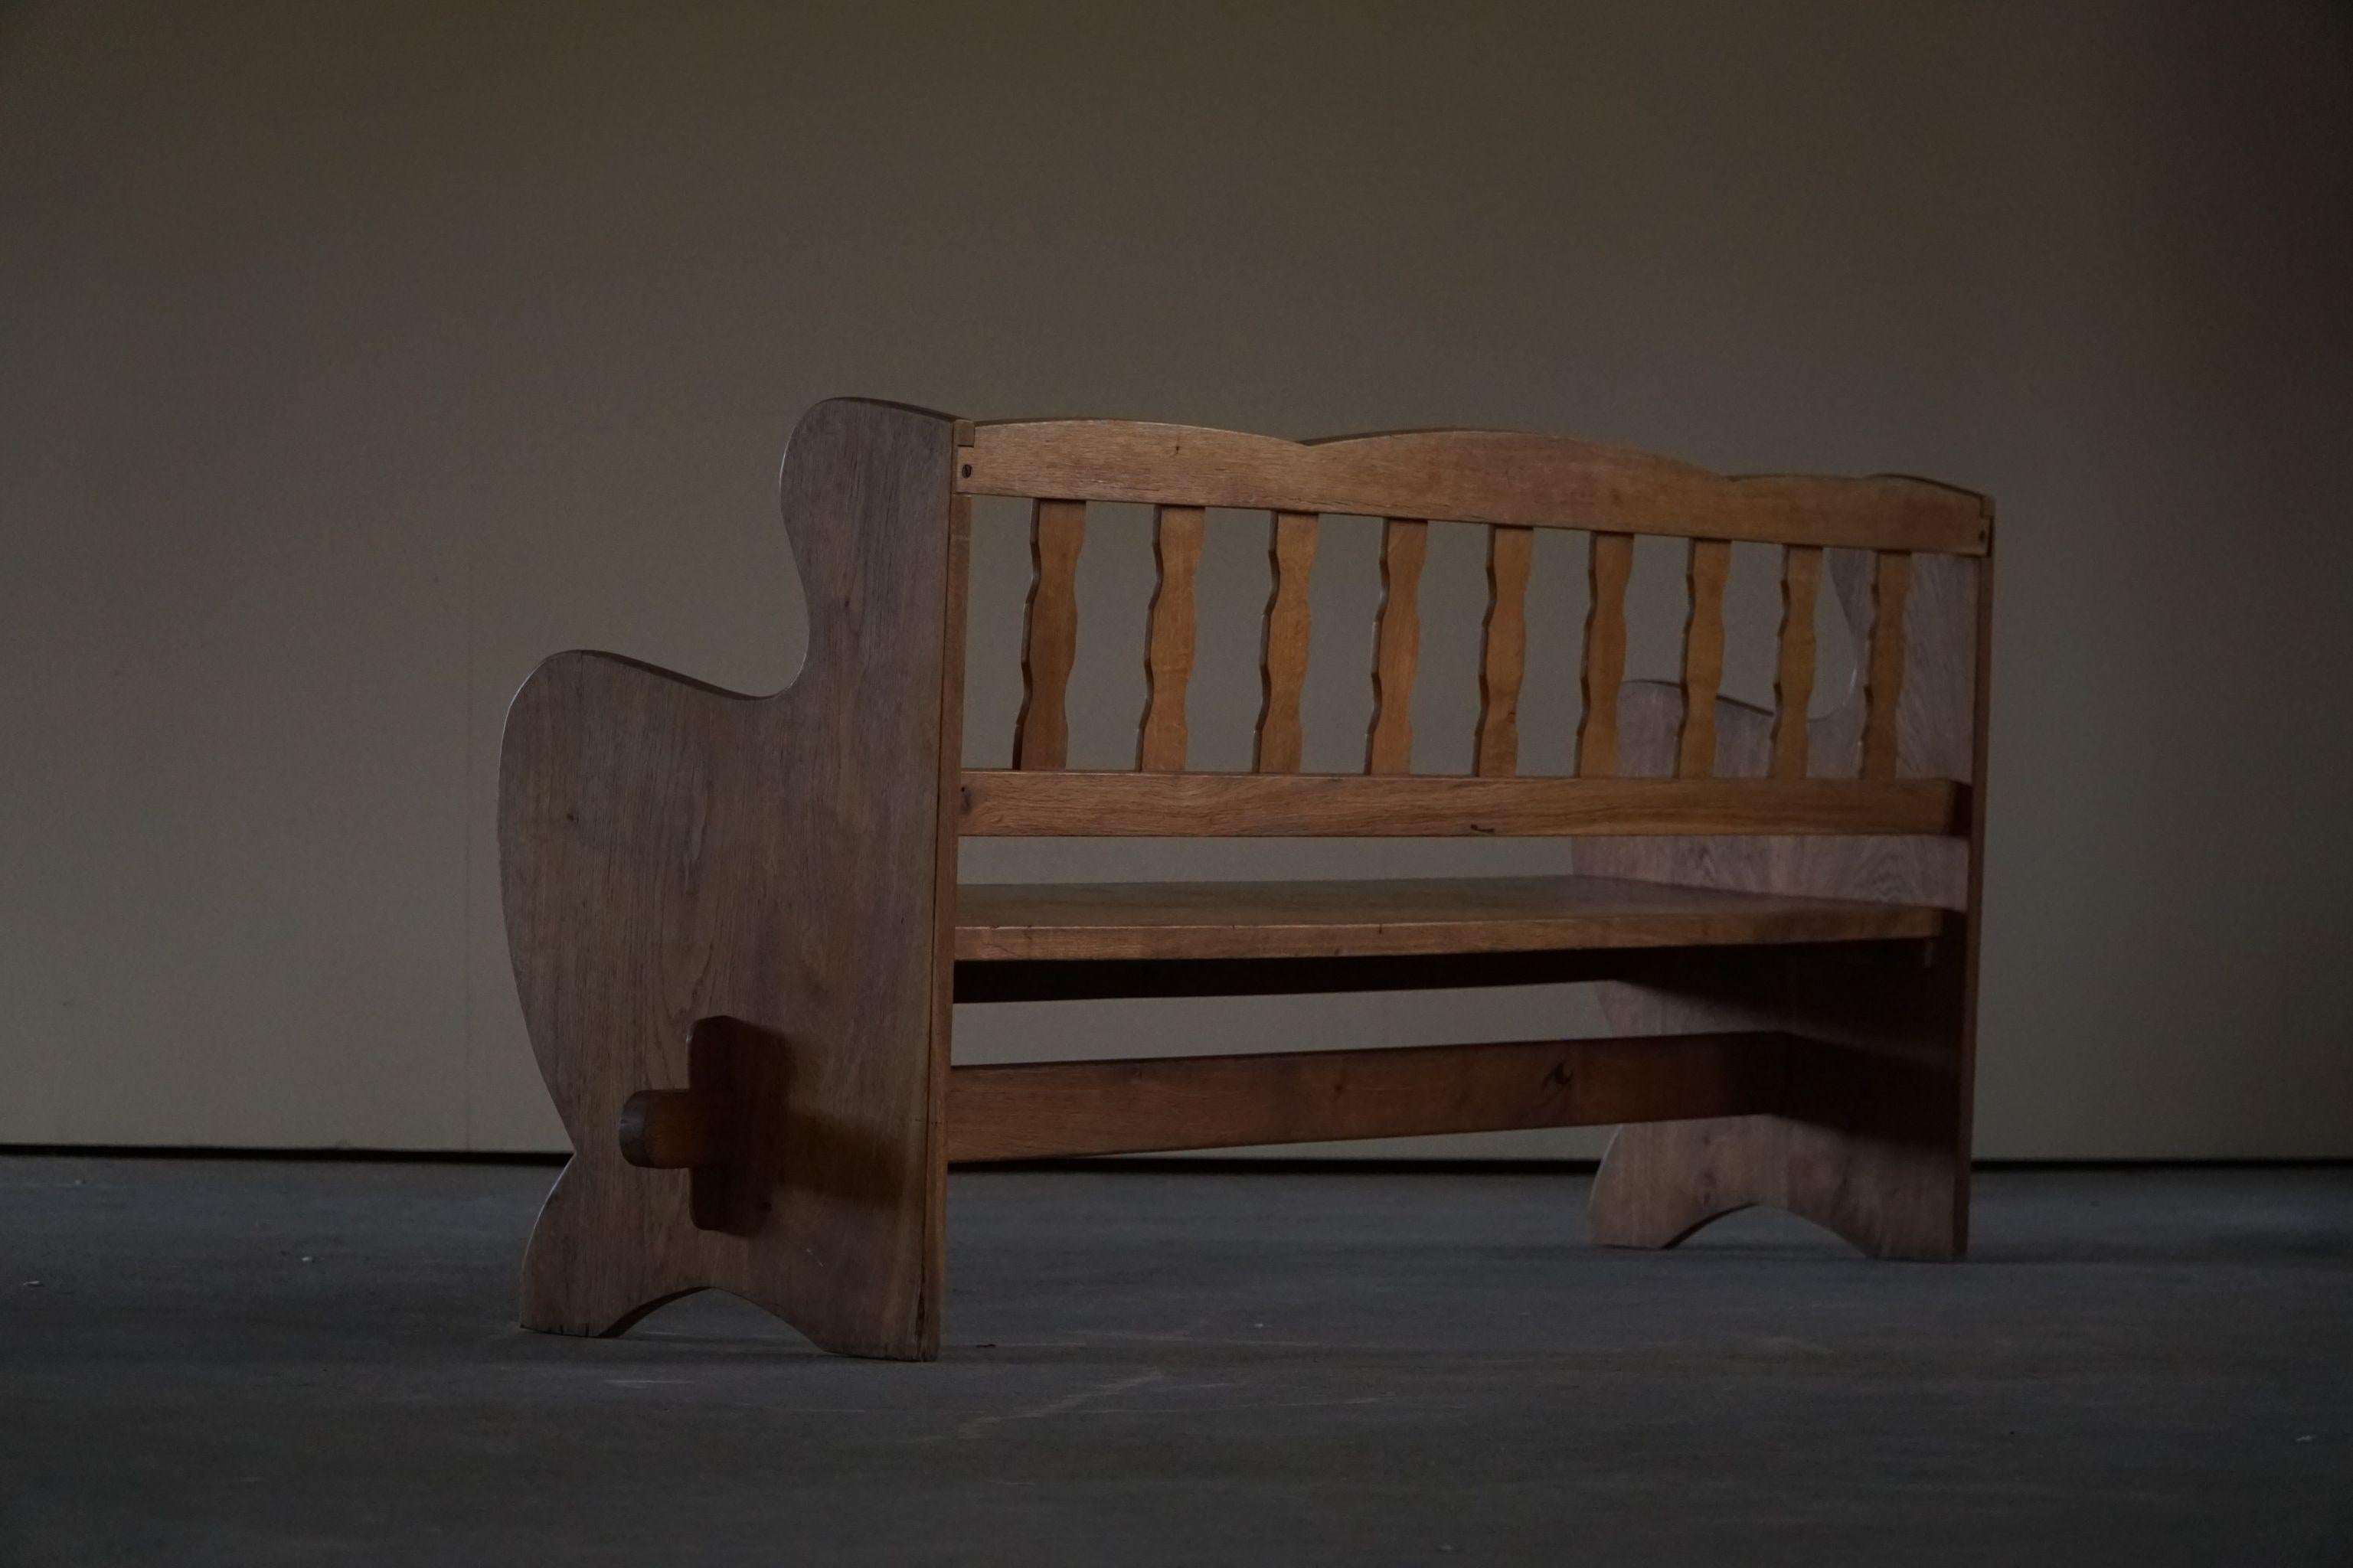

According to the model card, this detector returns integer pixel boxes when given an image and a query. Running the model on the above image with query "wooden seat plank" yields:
[953,873,1939,962]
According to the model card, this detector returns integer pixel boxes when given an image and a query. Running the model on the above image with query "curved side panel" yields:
[501,399,961,1357]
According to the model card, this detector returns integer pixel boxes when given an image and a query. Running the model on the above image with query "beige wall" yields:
[5,1,2350,1158]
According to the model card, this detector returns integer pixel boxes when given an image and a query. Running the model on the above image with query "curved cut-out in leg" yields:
[1590,1107,1961,1259]
[1582,949,1969,1262]
[1588,1119,1779,1250]
[519,1159,709,1338]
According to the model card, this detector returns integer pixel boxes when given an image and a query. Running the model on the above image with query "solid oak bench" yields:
[499,398,1993,1359]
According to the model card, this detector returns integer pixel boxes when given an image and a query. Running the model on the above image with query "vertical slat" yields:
[1365,518,1427,774]
[1012,498,1084,769]
[1577,532,1633,776]
[1137,505,1204,771]
[1861,550,1912,779]
[1770,544,1823,779]
[1254,511,1318,773]
[1675,540,1731,777]
[1474,525,1534,777]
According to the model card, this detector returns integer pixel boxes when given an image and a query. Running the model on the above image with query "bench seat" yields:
[953,874,1940,963]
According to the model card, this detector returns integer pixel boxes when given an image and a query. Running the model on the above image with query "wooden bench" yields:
[499,398,1993,1359]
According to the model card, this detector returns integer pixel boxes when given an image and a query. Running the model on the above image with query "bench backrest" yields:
[949,419,1991,846]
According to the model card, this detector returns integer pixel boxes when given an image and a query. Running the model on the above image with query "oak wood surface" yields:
[1577,532,1634,776]
[1677,539,1731,778]
[1253,511,1318,773]
[1365,518,1427,773]
[1475,524,1534,777]
[958,421,1992,555]
[957,769,1966,838]
[945,1033,1791,1162]
[500,398,959,1358]
[1771,545,1822,779]
[1137,505,1204,771]
[1862,550,1913,781]
[952,874,1939,962]
[1012,498,1084,769]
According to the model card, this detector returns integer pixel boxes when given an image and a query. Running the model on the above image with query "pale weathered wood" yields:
[1578,532,1633,776]
[1677,539,1731,778]
[957,421,1992,555]
[1253,510,1317,773]
[1771,545,1822,779]
[1012,498,1084,769]
[1137,505,1204,771]
[1475,524,1534,776]
[957,769,1966,838]
[1861,550,1913,780]
[1366,518,1428,773]
[952,874,1940,962]
[501,398,960,1358]
[944,1033,1791,1161]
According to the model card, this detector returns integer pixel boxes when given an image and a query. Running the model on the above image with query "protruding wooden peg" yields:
[615,1014,776,1236]
[618,1089,724,1169]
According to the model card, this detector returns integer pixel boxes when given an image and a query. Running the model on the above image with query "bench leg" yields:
[498,400,962,1358]
[1587,936,1972,1260]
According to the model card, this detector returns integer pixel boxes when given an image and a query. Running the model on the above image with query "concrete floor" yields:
[3,1157,2348,1566]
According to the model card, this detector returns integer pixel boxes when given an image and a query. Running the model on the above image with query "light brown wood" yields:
[945,1033,1791,1161]
[1137,505,1204,771]
[958,769,1966,838]
[1771,545,1822,779]
[1012,498,1084,769]
[1365,518,1427,774]
[953,874,1940,962]
[1861,550,1912,780]
[500,398,960,1358]
[1577,532,1633,776]
[1475,524,1534,776]
[958,421,1992,555]
[1253,510,1317,773]
[1676,539,1730,778]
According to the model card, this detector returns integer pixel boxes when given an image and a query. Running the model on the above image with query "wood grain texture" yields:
[958,770,1965,838]
[1584,936,1971,1259]
[958,421,1992,554]
[945,1033,1791,1161]
[1861,550,1913,780]
[1676,539,1731,778]
[1365,518,1427,773]
[1771,545,1822,779]
[1012,498,1084,769]
[1578,532,1633,777]
[953,874,1940,962]
[1475,524,1534,776]
[500,398,960,1358]
[1137,505,1204,771]
[1253,511,1318,773]
[1577,529,1990,1261]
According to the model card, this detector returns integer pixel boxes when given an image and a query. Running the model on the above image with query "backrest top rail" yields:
[956,419,1991,556]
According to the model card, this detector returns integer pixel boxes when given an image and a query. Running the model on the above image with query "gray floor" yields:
[4,1158,2349,1566]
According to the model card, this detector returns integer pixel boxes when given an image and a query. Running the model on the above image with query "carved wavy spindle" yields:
[1254,511,1318,773]
[1475,524,1534,777]
[1013,499,1084,769]
[1137,505,1204,771]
